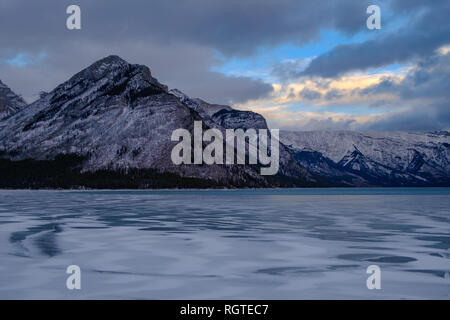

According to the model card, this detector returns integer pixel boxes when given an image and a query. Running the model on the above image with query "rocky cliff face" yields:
[0,56,315,188]
[0,80,27,120]
[282,131,450,186]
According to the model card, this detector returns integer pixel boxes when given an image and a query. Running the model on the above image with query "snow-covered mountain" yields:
[0,80,27,120]
[169,88,312,182]
[281,131,450,186]
[1,56,448,188]
[0,55,314,188]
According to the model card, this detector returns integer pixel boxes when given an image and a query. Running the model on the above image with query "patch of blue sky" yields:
[4,53,30,67]
[212,29,375,81]
[2,51,46,67]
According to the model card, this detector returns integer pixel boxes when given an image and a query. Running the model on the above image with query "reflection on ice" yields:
[9,223,63,258]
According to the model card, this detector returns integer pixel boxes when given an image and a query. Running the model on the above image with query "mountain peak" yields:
[61,55,157,89]
[351,144,363,155]
[0,79,27,119]
[99,55,126,63]
[338,145,366,169]
[47,55,167,107]
[87,55,129,71]
[69,55,131,82]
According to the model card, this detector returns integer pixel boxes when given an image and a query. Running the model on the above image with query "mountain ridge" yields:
[282,130,450,186]
[0,55,316,189]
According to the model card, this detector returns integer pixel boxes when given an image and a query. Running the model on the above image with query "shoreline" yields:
[1,186,449,192]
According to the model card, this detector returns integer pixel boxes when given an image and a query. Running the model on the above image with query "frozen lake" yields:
[0,188,449,299]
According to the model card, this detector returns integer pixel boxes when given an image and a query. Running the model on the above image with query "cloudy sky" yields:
[1,0,449,131]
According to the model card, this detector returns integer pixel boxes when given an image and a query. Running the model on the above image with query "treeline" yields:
[0,154,224,189]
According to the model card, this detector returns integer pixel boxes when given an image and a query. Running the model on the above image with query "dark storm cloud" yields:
[257,0,450,131]
[274,50,450,132]
[0,0,373,103]
[301,1,450,78]
[310,53,450,131]
[0,0,372,55]
[355,53,450,131]
[0,0,449,132]
[361,53,450,102]
[363,102,450,131]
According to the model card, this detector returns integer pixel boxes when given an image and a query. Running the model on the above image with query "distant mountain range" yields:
[281,130,450,186]
[0,56,448,188]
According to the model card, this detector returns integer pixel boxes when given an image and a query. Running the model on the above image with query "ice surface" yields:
[0,189,449,299]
